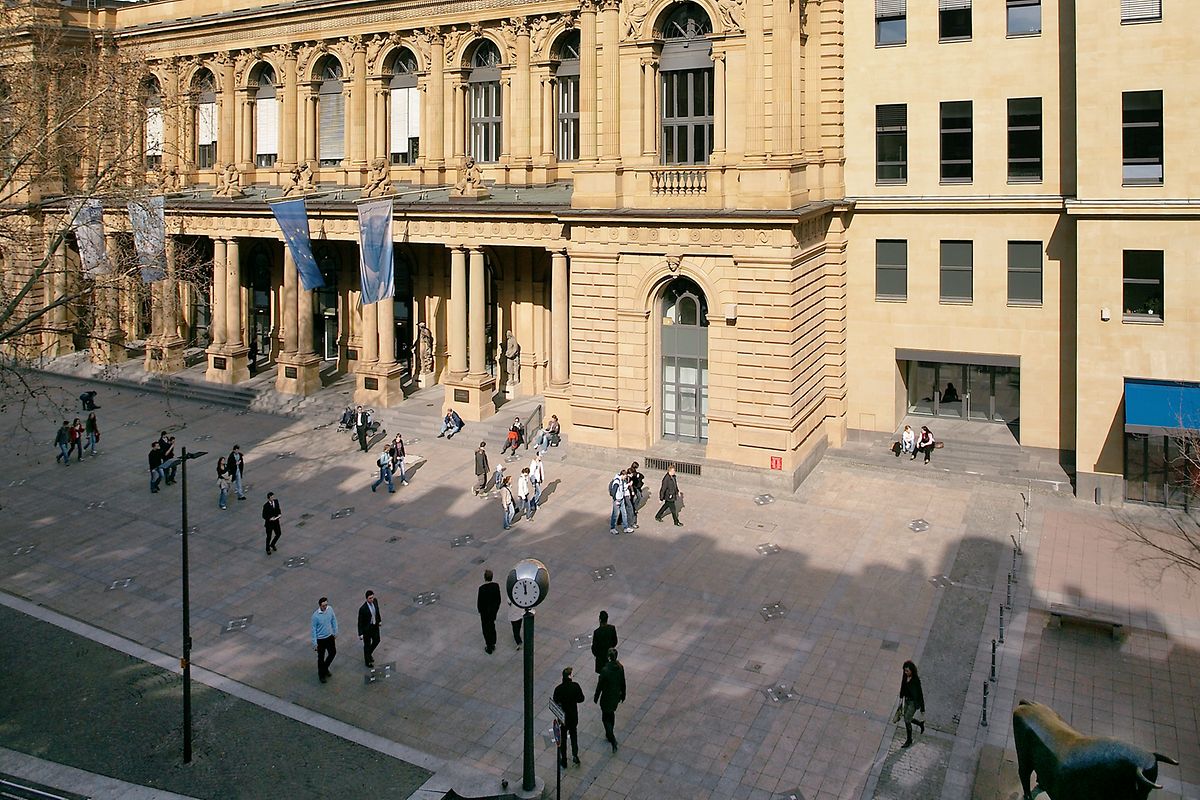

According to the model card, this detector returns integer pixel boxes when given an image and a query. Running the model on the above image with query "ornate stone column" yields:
[579,0,598,161]
[210,239,228,348]
[355,291,405,406]
[640,58,656,155]
[280,45,299,170]
[541,76,554,159]
[91,233,126,365]
[350,36,368,177]
[711,51,727,158]
[442,245,496,420]
[452,82,466,159]
[550,250,569,386]
[218,52,236,170]
[426,28,446,171]
[148,237,186,373]
[511,17,531,166]
[277,246,322,395]
[599,0,620,160]
[448,246,467,375]
[467,247,486,377]
[239,91,255,171]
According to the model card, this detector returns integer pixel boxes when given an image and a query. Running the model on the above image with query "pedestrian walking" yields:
[84,412,100,456]
[157,432,177,484]
[593,648,626,752]
[357,590,382,668]
[654,464,683,526]
[355,405,371,452]
[627,462,645,509]
[591,610,618,675]
[371,447,395,493]
[528,453,545,518]
[608,470,632,535]
[262,491,282,554]
[226,444,247,500]
[147,441,164,492]
[68,418,85,462]
[916,426,936,465]
[311,597,338,683]
[553,667,585,768]
[473,442,490,496]
[216,457,230,510]
[79,390,99,411]
[493,460,506,492]
[517,467,531,516]
[500,475,517,530]
[476,569,501,654]
[896,660,926,748]
[622,469,638,530]
[389,433,410,485]
[54,421,71,466]
[507,598,525,649]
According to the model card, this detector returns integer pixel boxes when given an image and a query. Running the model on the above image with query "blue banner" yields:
[269,198,324,291]
[356,199,394,305]
[127,196,165,283]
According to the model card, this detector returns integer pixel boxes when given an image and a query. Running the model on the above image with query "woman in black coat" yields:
[899,659,926,747]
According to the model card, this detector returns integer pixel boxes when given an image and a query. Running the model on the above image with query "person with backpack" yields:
[609,470,632,535]
[371,446,395,493]
[389,433,410,486]
[500,475,517,530]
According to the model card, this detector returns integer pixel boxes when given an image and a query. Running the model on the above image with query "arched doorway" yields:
[660,277,709,442]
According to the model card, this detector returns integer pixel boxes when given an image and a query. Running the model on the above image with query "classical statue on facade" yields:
[214,163,244,198]
[622,0,651,39]
[158,166,182,193]
[451,156,490,200]
[362,157,392,198]
[417,321,435,375]
[505,330,521,384]
[283,160,317,196]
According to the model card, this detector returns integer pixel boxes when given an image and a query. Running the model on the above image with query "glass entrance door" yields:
[907,360,1020,426]
[661,278,709,443]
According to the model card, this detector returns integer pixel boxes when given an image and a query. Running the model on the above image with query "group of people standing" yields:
[372,433,411,493]
[609,463,683,535]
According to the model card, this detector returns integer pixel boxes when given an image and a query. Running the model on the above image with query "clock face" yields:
[513,577,541,607]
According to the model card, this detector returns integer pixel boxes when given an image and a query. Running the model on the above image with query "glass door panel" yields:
[967,365,992,421]
[1145,435,1167,505]
[1124,433,1146,503]
[993,366,1020,423]
[908,361,937,415]
[936,364,966,418]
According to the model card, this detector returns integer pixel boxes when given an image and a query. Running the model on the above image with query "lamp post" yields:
[178,446,206,764]
[506,559,550,797]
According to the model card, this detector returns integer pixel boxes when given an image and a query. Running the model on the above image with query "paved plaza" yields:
[0,373,1197,800]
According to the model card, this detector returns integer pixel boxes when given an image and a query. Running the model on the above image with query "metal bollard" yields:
[999,604,1006,644]
[980,682,990,727]
[1006,573,1013,609]
[1010,545,1020,583]
[990,639,997,682]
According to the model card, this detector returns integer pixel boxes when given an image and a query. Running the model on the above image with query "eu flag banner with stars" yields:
[356,198,394,305]
[269,198,324,291]
[127,196,165,283]
[70,199,109,277]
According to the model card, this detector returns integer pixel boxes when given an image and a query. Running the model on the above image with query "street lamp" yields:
[177,446,206,764]
[506,559,550,798]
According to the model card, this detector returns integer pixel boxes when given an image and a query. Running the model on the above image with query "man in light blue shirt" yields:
[311,597,338,683]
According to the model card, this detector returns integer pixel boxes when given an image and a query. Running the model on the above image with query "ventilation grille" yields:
[644,457,702,476]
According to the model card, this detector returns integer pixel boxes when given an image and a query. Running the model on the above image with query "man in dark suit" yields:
[476,569,501,654]
[654,464,683,526]
[591,610,618,675]
[262,492,282,554]
[355,405,370,452]
[357,590,382,668]
[473,442,490,496]
[553,667,585,767]
[593,648,626,752]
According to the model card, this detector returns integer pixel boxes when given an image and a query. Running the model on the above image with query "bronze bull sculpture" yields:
[1013,700,1178,800]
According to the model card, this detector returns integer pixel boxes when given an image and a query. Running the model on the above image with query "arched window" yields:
[144,79,163,170]
[468,41,502,163]
[553,31,580,162]
[659,3,714,166]
[253,64,278,168]
[317,58,345,167]
[661,277,709,327]
[193,69,217,169]
[388,49,421,165]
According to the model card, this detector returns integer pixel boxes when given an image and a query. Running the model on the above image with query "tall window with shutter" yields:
[144,79,163,170]
[875,104,907,184]
[1007,242,1043,306]
[876,240,908,301]
[1121,0,1161,23]
[659,3,714,166]
[554,31,581,162]
[194,70,217,169]
[389,50,421,165]
[317,59,345,166]
[254,65,278,168]
[940,100,973,183]
[1122,90,1163,185]
[468,41,502,164]
[939,0,972,40]
[1007,97,1042,182]
[876,0,906,46]
[1006,0,1041,36]
[940,240,973,303]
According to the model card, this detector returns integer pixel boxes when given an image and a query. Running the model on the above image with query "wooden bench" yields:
[1048,603,1123,639]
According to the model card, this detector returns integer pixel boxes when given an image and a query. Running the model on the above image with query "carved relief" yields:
[442,26,464,66]
[528,16,552,58]
[621,0,650,40]
[407,30,432,69]
[715,0,746,33]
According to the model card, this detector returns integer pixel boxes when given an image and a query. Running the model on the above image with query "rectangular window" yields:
[939,0,972,40]
[1007,241,1043,305]
[940,240,973,303]
[940,100,973,183]
[661,68,714,166]
[875,0,906,46]
[556,75,580,162]
[1123,250,1164,320]
[1121,0,1162,23]
[1123,90,1163,185]
[1007,97,1042,182]
[1007,0,1041,36]
[469,81,502,163]
[389,87,421,165]
[876,240,908,301]
[875,104,907,184]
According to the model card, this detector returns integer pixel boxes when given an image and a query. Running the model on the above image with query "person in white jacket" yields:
[901,425,916,457]
[517,467,532,517]
[528,454,545,518]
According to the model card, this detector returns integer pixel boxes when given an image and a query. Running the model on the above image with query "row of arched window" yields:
[145,3,716,172]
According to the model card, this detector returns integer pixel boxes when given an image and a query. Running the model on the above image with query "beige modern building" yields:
[7,0,1199,503]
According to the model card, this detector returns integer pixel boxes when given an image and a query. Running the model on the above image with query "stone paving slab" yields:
[1,373,1196,800]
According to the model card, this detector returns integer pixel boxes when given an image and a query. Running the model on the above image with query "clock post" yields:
[506,558,550,798]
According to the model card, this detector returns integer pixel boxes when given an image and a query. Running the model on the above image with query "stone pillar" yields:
[361,299,379,364]
[239,92,254,171]
[210,239,228,347]
[297,284,313,357]
[218,52,236,170]
[277,246,321,395]
[162,65,181,175]
[281,247,298,354]
[744,0,766,160]
[640,58,656,155]
[599,0,620,161]
[467,247,486,377]
[579,1,598,161]
[512,18,531,166]
[226,238,242,348]
[304,94,317,165]
[711,51,727,157]
[148,237,186,372]
[550,250,568,386]
[452,82,466,160]
[771,0,793,159]
[356,292,405,406]
[373,84,387,164]
[448,247,467,375]
[350,36,368,176]
[541,77,554,159]
[280,45,299,170]
[427,29,446,169]
[378,297,395,364]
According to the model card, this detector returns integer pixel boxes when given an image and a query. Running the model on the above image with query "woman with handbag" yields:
[896,660,926,748]
[216,457,230,510]
[85,412,100,456]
